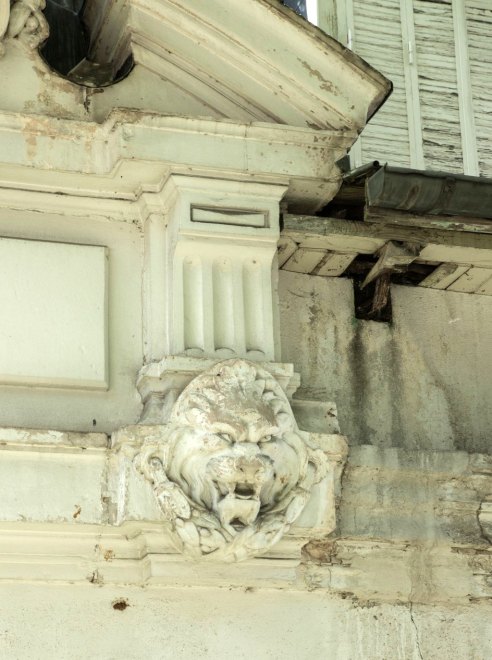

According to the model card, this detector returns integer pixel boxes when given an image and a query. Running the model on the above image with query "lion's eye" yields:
[220,433,234,444]
[260,435,273,444]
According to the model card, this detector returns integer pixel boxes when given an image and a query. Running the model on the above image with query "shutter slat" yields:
[346,0,489,175]
[353,0,411,166]
[466,0,492,176]
[414,0,463,173]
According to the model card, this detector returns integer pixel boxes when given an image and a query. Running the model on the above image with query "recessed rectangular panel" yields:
[191,206,267,228]
[0,237,108,389]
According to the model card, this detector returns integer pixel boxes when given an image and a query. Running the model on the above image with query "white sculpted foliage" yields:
[0,1,49,56]
[135,360,328,562]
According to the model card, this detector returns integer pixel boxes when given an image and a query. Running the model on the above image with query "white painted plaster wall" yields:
[279,271,492,454]
[0,208,143,433]
[0,238,108,389]
[0,584,490,660]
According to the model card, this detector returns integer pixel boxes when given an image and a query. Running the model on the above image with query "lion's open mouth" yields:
[234,482,257,499]
[213,479,259,500]
[207,453,275,528]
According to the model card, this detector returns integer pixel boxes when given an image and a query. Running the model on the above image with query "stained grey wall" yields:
[279,271,492,454]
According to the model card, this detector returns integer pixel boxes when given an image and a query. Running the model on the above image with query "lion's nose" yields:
[233,429,257,444]
[235,455,273,482]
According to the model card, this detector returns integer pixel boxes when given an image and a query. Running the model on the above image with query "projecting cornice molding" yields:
[0,1,390,132]
[0,1,390,211]
[0,431,488,597]
[0,111,355,211]
[83,0,390,130]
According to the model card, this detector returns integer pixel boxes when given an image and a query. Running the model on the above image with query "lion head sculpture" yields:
[135,359,328,562]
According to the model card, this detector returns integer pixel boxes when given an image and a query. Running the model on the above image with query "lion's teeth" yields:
[217,495,261,528]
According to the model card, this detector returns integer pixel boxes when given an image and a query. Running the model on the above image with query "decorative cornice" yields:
[0,522,489,602]
[84,0,391,131]
[0,110,353,212]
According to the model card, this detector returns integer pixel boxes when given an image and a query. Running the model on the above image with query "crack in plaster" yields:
[409,604,424,660]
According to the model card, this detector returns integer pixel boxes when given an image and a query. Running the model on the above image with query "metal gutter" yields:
[367,165,492,220]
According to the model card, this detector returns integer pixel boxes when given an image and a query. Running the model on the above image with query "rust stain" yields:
[104,549,115,562]
[302,539,337,564]
[73,505,82,519]
[24,130,38,163]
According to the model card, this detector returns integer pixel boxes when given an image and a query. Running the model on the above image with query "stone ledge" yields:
[0,522,489,603]
[0,427,108,450]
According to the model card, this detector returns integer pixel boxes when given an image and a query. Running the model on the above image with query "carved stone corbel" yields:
[0,0,49,56]
[134,359,333,562]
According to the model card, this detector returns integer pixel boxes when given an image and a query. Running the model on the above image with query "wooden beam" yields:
[283,215,492,269]
[419,245,492,269]
[314,252,356,277]
[476,276,492,296]
[286,215,385,253]
[298,233,383,254]
[371,272,392,316]
[277,236,297,267]
[365,206,492,235]
[447,268,492,294]
[282,248,326,274]
[419,264,470,290]
[361,241,418,288]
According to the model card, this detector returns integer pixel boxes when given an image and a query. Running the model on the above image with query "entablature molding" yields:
[0,110,354,213]
[0,422,490,595]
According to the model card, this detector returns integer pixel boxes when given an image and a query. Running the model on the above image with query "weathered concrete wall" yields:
[279,271,492,454]
[1,584,491,660]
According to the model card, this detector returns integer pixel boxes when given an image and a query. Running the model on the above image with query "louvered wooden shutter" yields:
[466,0,492,177]
[351,0,413,167]
[327,0,490,175]
[413,0,463,173]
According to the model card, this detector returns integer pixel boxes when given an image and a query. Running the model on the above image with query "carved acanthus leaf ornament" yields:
[0,0,49,56]
[135,359,329,562]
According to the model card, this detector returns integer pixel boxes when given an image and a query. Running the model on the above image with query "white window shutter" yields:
[465,0,492,177]
[334,0,490,175]
[413,0,464,172]
[351,0,413,167]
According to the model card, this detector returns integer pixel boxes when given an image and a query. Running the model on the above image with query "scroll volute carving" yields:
[135,360,328,562]
[1,1,49,55]
[0,1,9,54]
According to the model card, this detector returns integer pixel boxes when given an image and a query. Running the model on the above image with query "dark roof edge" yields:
[366,165,492,220]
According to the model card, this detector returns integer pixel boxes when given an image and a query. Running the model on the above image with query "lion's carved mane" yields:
[136,359,327,562]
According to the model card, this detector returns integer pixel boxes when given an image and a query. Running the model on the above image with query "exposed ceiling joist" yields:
[281,214,492,297]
